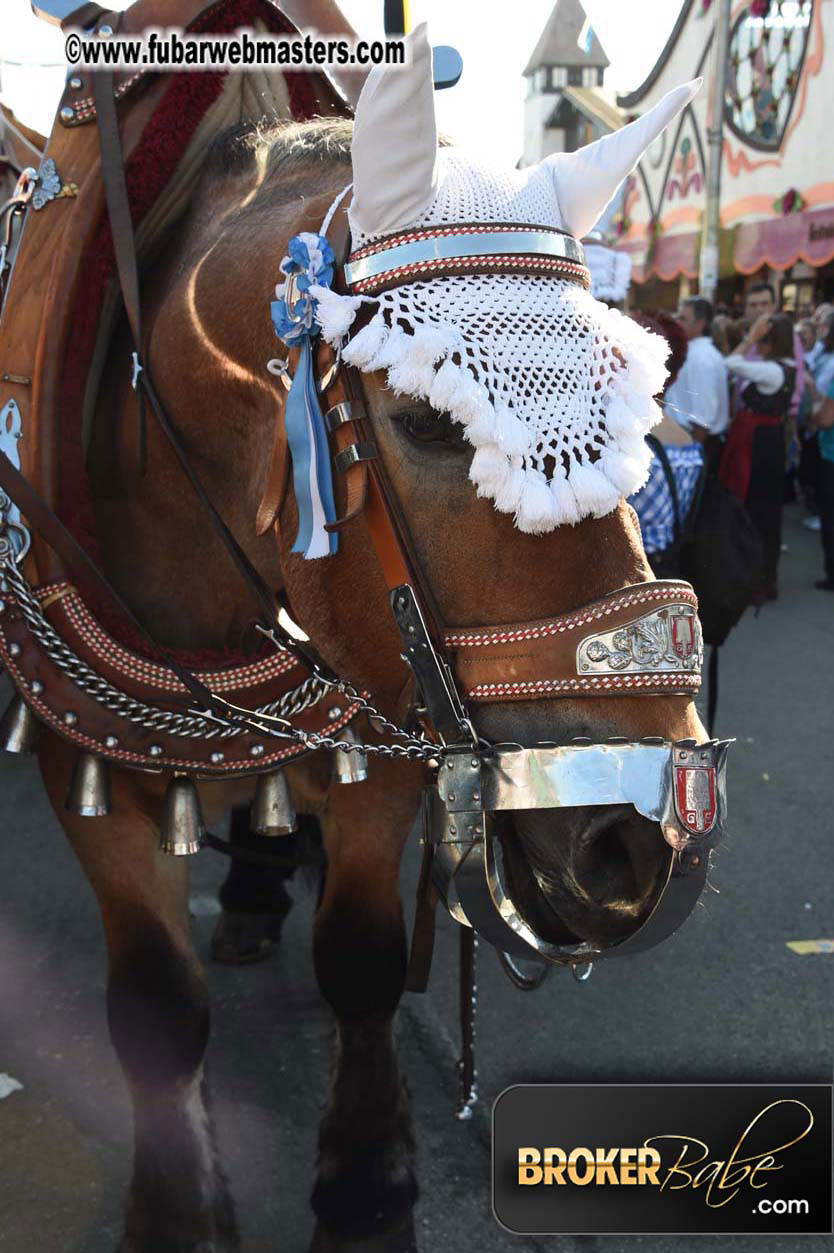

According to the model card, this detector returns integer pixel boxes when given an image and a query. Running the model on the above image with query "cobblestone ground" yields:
[0,505,832,1253]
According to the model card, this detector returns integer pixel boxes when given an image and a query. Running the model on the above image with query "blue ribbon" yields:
[270,232,338,560]
[283,337,338,559]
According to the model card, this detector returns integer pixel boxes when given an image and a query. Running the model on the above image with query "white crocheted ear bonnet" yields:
[306,26,700,534]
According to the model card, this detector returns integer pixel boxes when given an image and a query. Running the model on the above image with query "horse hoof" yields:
[209,909,288,965]
[311,1147,418,1241]
[310,1212,417,1253]
[118,1236,230,1252]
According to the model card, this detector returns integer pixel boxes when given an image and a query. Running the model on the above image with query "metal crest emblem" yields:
[673,754,717,836]
[670,612,696,661]
[577,603,702,676]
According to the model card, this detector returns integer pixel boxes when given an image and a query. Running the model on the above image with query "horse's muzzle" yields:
[424,739,731,968]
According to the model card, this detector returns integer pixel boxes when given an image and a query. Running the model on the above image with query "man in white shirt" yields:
[663,298,729,441]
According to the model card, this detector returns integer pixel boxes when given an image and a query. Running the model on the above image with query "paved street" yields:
[1,505,832,1253]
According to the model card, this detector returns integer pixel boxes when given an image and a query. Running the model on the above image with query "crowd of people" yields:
[628,283,834,598]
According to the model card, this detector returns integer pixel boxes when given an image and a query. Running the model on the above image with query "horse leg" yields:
[39,736,239,1253]
[310,761,421,1239]
[211,804,297,965]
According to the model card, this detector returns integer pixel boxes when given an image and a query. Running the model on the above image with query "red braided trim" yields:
[444,586,698,649]
[467,673,701,701]
[52,588,296,693]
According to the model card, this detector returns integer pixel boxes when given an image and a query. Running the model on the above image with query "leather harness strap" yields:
[93,71,295,644]
[0,448,218,713]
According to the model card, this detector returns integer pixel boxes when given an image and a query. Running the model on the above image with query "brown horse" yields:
[25,107,710,1252]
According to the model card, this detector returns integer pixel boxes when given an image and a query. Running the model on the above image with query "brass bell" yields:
[0,693,38,754]
[251,768,297,836]
[158,774,204,856]
[333,726,368,785]
[65,751,111,817]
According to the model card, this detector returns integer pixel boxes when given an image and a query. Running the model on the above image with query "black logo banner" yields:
[492,1084,832,1235]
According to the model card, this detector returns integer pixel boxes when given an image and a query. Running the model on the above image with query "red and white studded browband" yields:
[342,222,591,296]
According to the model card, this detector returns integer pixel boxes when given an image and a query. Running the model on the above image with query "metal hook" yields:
[266,358,292,392]
[571,960,594,983]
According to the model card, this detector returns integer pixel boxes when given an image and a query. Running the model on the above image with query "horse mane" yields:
[199,114,451,199]
[200,115,354,194]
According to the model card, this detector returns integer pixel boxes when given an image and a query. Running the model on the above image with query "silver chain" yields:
[0,552,438,761]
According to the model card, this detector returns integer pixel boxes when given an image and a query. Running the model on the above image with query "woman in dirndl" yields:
[720,313,796,600]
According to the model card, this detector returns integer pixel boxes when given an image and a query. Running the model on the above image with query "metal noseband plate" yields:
[427,739,732,966]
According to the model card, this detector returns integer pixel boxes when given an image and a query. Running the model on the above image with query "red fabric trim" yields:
[57,0,324,664]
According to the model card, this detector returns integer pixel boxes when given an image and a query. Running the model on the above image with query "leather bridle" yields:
[0,71,731,975]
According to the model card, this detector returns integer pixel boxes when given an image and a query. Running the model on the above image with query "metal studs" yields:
[69,76,83,89]
[328,705,343,720]
[149,744,163,757]
[210,751,225,765]
[104,734,119,750]
[59,106,75,123]
[30,680,43,696]
[8,642,21,658]
[63,710,78,727]
[66,751,111,817]
[250,744,265,759]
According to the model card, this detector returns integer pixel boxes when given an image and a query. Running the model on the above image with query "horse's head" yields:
[145,28,718,958]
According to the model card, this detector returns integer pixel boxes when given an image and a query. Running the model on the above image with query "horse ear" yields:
[544,79,702,240]
[350,23,438,237]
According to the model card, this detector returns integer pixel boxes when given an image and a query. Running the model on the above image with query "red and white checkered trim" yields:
[39,582,297,693]
[444,586,698,649]
[349,254,590,295]
[466,672,701,700]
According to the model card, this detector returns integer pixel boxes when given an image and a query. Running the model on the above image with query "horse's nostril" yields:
[575,821,638,905]
[501,805,670,946]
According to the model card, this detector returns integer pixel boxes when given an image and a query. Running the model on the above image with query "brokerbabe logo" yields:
[492,1085,832,1235]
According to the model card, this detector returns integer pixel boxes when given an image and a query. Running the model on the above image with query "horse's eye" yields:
[398,410,468,449]
[403,411,442,442]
